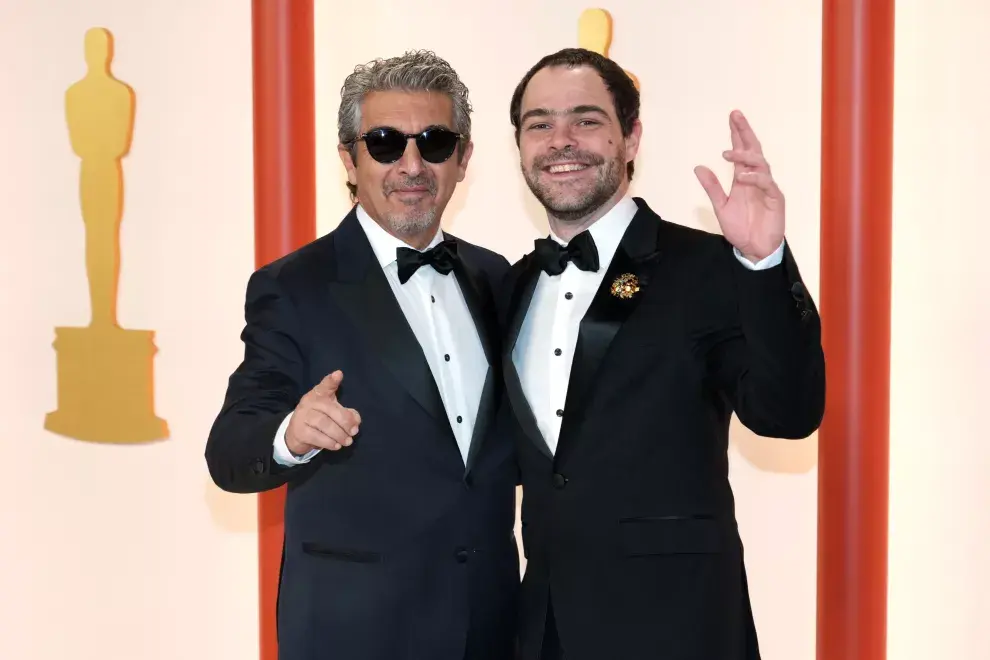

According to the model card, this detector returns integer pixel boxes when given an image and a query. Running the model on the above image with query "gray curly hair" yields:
[338,50,473,198]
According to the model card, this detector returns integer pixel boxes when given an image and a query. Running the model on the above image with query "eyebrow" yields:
[520,105,611,123]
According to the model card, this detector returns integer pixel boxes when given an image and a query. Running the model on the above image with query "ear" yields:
[455,139,474,183]
[338,143,358,187]
[623,119,643,168]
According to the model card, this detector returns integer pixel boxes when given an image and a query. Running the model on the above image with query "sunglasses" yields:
[351,126,464,164]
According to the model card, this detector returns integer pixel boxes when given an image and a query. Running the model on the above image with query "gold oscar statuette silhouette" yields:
[578,8,640,90]
[45,27,168,444]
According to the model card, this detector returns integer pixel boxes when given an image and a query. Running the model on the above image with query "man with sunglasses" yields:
[499,48,826,660]
[206,51,518,660]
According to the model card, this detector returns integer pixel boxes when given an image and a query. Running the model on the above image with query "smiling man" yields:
[206,51,519,660]
[499,48,826,660]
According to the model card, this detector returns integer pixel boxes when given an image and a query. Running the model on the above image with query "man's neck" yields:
[395,227,439,251]
[546,184,628,242]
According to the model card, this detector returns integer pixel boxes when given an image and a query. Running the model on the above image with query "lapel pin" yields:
[610,273,640,299]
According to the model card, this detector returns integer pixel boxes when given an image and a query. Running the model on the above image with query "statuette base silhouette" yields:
[45,325,168,444]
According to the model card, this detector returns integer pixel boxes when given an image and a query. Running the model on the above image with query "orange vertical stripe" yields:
[251,2,316,659]
[818,1,894,659]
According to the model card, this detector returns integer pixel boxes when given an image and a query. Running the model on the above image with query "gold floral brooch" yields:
[610,273,641,299]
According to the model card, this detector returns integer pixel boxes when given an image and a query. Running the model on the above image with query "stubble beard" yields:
[383,207,437,238]
[382,175,439,239]
[523,149,623,226]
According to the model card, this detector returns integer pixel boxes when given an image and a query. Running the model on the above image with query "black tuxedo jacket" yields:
[498,198,825,660]
[206,207,520,660]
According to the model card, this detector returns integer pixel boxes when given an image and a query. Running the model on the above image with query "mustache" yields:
[534,148,605,169]
[384,175,437,195]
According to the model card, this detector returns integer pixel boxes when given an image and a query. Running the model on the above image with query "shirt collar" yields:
[548,194,638,268]
[355,203,444,269]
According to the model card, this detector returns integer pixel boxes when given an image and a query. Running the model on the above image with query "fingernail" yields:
[351,427,359,436]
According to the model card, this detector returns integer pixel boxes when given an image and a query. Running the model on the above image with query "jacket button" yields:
[455,548,469,563]
[252,459,265,475]
[552,473,567,489]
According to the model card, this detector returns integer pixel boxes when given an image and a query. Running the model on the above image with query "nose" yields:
[396,137,424,177]
[548,123,576,151]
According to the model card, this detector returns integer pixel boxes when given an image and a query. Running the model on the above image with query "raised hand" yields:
[285,370,361,456]
[694,110,785,262]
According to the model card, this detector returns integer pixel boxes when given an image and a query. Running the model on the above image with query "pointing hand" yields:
[285,371,361,456]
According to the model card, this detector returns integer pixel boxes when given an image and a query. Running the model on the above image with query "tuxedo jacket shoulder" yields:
[242,213,510,323]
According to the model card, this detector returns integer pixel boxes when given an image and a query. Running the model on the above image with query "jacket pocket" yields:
[301,542,383,563]
[618,515,723,556]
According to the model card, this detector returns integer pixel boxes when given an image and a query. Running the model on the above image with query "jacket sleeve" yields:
[205,267,313,493]
[706,239,826,439]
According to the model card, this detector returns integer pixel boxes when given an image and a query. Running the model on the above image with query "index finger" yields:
[731,110,762,154]
[314,370,343,396]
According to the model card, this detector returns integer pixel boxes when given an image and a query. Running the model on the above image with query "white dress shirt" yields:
[511,194,785,455]
[272,204,488,466]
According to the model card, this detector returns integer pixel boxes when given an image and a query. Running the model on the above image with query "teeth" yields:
[548,163,588,173]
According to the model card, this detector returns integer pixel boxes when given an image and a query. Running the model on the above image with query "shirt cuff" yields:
[734,239,786,271]
[272,411,320,466]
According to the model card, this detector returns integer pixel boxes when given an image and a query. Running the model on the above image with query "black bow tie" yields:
[533,230,600,276]
[396,239,459,284]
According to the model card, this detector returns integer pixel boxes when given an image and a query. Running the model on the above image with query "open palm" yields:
[694,110,785,262]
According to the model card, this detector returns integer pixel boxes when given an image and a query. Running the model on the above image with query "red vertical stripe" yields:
[251,2,315,659]
[818,1,894,658]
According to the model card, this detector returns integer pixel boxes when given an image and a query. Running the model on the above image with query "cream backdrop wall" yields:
[314,1,823,659]
[0,1,259,659]
[888,1,990,658]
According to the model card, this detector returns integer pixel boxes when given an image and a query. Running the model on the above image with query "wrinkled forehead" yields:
[520,66,616,120]
[360,90,455,133]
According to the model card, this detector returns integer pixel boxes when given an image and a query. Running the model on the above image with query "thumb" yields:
[694,166,727,211]
[318,370,343,395]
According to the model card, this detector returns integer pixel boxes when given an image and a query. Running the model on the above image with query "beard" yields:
[522,147,623,223]
[381,174,439,238]
[383,207,436,238]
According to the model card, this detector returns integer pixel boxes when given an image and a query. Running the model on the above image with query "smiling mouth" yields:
[390,187,432,198]
[545,163,591,174]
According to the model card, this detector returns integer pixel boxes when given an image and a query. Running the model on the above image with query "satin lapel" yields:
[557,206,663,455]
[327,212,451,433]
[505,257,541,354]
[451,251,500,474]
[501,257,553,460]
[464,371,497,473]
[451,255,497,367]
